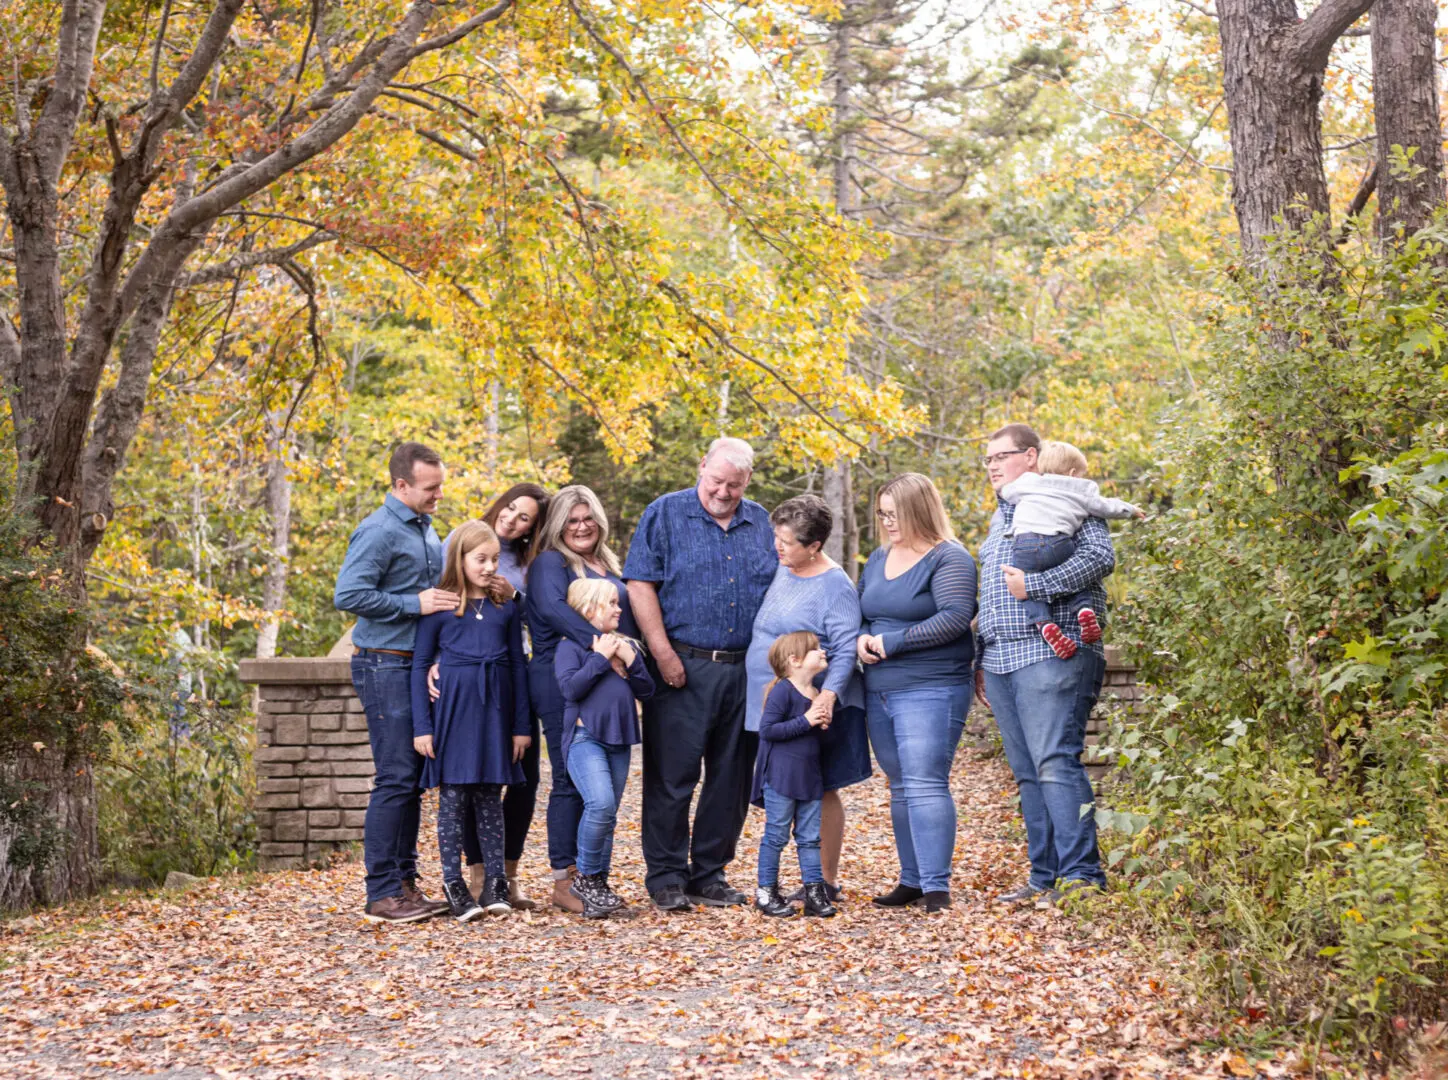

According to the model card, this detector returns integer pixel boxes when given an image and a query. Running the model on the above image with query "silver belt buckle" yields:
[710,649,723,662]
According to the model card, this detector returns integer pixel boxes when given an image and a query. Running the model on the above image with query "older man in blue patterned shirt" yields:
[625,437,777,912]
[975,423,1113,906]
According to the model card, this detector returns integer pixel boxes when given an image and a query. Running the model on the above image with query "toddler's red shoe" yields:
[1077,608,1102,644]
[1041,623,1078,660]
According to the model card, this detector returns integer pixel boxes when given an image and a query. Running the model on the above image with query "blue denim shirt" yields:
[333,493,443,651]
[622,488,777,652]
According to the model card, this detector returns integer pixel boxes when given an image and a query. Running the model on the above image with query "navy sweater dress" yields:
[410,597,531,789]
[554,638,656,764]
[750,681,824,808]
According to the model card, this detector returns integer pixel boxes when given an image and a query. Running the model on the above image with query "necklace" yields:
[471,598,487,621]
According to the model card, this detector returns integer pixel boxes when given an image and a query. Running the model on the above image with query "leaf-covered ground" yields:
[3,746,1283,1078]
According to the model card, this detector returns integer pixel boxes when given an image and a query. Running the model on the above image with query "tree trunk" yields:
[0,749,98,910]
[1216,0,1377,268]
[256,415,293,661]
[1370,0,1445,238]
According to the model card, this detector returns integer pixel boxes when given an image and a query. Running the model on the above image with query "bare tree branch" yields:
[1287,0,1377,73]
[181,230,336,286]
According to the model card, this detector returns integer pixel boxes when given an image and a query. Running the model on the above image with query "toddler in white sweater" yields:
[1000,441,1144,660]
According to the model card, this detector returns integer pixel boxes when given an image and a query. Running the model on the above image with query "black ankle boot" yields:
[755,885,794,917]
[872,884,924,908]
[570,872,613,918]
[803,882,836,918]
[923,890,951,913]
[483,875,513,915]
[597,872,625,910]
[443,878,484,923]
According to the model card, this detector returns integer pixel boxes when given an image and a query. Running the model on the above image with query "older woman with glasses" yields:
[856,473,977,913]
[525,486,638,913]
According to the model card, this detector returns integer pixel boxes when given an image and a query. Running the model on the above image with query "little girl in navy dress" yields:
[411,521,531,923]
[752,631,836,918]
[555,577,654,918]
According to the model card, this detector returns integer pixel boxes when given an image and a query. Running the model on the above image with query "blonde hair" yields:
[761,630,820,717]
[877,472,955,549]
[439,520,512,614]
[1038,441,1089,477]
[565,577,621,620]
[537,485,622,578]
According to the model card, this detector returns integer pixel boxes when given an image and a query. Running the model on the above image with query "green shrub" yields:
[1102,225,1448,1054]
[97,696,256,884]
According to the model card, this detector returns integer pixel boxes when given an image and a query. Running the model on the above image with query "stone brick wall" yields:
[240,648,1142,871]
[238,658,373,870]
[1087,645,1141,779]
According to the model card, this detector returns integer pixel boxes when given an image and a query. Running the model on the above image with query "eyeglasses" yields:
[981,449,1031,468]
[566,517,597,532]
[875,510,897,524]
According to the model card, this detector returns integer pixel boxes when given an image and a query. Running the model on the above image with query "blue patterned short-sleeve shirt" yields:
[622,488,777,652]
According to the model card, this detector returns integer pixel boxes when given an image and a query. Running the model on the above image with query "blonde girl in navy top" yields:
[554,577,654,918]
[752,631,836,919]
[411,521,531,923]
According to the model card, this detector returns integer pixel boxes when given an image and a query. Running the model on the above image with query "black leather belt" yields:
[671,642,746,664]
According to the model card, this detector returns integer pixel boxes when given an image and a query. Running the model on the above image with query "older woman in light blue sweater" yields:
[744,495,870,903]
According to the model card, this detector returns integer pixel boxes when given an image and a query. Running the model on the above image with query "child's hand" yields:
[615,639,637,667]
[806,700,830,728]
[512,735,531,763]
[1133,506,1148,519]
[609,657,629,680]
[426,662,441,702]
[592,633,619,659]
[413,735,435,759]
[1002,566,1028,600]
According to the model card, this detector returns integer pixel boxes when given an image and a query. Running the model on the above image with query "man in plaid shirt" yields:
[974,423,1112,904]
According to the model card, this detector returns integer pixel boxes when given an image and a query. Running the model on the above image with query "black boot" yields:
[872,884,924,908]
[803,882,837,918]
[570,872,614,919]
[755,885,794,918]
[597,872,626,911]
[443,878,485,923]
[923,890,951,913]
[483,875,513,915]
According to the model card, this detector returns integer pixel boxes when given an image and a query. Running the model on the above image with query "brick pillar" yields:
[1086,645,1140,780]
[238,658,373,870]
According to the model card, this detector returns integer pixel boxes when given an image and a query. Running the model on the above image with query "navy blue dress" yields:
[555,639,655,763]
[525,550,638,720]
[750,681,824,807]
[410,598,530,789]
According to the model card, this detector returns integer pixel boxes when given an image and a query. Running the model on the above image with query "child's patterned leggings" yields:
[437,783,504,885]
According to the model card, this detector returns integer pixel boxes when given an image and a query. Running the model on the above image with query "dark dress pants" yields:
[641,655,757,895]
[462,711,540,866]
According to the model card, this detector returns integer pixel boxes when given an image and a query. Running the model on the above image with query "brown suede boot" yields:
[506,859,538,911]
[551,867,584,914]
[468,863,485,902]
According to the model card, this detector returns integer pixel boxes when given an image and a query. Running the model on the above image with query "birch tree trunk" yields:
[255,415,293,661]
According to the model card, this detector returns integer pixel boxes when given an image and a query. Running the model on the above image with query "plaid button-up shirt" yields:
[976,498,1116,675]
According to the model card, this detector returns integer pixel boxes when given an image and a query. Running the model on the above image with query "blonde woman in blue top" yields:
[410,521,531,922]
[555,577,655,918]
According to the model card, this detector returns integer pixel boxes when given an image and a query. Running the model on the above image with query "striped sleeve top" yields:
[856,541,978,692]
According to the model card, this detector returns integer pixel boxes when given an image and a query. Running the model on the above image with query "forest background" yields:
[1,0,1446,1067]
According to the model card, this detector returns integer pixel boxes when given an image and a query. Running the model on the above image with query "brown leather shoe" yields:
[551,868,584,914]
[363,895,433,924]
[506,859,539,911]
[401,879,450,917]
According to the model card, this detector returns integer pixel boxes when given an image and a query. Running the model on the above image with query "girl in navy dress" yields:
[411,521,531,922]
[752,631,836,918]
[554,578,654,918]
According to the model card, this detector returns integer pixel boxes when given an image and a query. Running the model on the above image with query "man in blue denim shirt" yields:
[625,437,777,912]
[975,423,1113,907]
[334,442,458,923]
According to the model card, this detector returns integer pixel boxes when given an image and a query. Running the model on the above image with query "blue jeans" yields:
[351,652,422,903]
[866,685,969,893]
[757,785,823,888]
[541,709,585,870]
[566,726,631,876]
[1012,532,1092,628]
[985,649,1107,889]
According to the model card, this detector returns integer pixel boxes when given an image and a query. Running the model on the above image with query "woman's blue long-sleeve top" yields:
[750,681,823,807]
[857,540,977,693]
[409,597,530,788]
[524,550,638,718]
[555,638,654,764]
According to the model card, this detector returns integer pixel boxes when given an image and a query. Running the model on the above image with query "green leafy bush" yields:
[1103,226,1448,1053]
